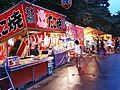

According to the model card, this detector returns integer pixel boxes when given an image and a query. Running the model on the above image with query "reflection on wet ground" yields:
[27,53,120,90]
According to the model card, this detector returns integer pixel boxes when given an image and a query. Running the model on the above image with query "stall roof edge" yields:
[0,28,27,43]
[0,1,66,18]
[27,27,66,33]
[24,1,67,17]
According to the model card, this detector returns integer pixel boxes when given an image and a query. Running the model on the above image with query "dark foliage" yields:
[0,0,120,36]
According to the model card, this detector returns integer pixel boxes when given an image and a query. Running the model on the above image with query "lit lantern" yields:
[61,0,72,9]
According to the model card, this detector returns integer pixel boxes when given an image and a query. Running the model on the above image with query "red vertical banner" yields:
[23,2,36,28]
[0,3,26,41]
[75,25,84,47]
[75,25,84,39]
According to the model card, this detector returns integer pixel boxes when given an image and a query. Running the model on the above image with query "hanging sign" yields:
[61,0,72,9]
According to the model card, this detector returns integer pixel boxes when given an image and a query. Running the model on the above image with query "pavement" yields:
[27,53,120,90]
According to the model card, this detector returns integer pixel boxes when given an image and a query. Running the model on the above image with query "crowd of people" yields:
[85,37,120,56]
[74,37,120,68]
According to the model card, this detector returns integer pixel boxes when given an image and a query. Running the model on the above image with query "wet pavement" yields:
[98,54,120,90]
[27,53,120,90]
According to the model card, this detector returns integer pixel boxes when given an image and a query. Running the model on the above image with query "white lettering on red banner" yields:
[37,9,47,28]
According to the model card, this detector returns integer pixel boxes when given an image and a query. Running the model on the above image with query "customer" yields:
[99,38,106,58]
[74,39,82,68]
[96,37,100,54]
[85,40,91,53]
[107,37,112,54]
[114,37,119,53]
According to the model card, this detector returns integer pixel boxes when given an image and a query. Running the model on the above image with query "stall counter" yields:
[0,56,54,89]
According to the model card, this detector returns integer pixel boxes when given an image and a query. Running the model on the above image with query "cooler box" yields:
[47,57,54,75]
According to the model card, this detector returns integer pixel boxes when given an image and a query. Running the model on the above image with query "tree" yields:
[0,0,120,36]
[109,11,120,37]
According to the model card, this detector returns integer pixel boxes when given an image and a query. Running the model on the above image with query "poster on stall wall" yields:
[75,25,84,47]
[36,7,48,28]
[65,21,76,38]
[0,3,26,41]
[0,42,7,61]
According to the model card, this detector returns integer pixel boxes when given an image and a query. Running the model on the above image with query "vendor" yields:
[30,42,39,56]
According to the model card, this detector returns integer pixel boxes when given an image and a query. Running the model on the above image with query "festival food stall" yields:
[0,1,67,89]
[84,27,105,53]
[65,21,84,60]
[84,27,113,53]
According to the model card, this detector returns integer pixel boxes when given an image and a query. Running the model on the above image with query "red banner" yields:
[0,2,66,41]
[23,2,66,31]
[23,2,36,28]
[75,25,84,39]
[35,5,66,30]
[75,25,84,47]
[0,3,26,41]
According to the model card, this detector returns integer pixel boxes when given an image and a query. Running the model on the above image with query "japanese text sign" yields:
[0,2,66,41]
[23,2,66,30]
[0,3,26,41]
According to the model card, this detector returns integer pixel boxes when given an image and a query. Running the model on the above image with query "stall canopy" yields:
[84,27,105,36]
[65,21,76,38]
[0,1,66,42]
[65,21,84,39]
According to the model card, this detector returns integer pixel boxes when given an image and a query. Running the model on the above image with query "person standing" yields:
[85,40,91,53]
[96,37,100,54]
[107,37,112,54]
[74,39,82,68]
[91,38,97,53]
[99,38,106,58]
[114,37,119,53]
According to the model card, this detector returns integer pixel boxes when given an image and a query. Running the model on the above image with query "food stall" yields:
[84,27,113,53]
[0,1,66,89]
[65,21,84,60]
[84,27,104,52]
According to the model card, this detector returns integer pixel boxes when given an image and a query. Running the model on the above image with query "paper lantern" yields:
[61,0,72,9]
